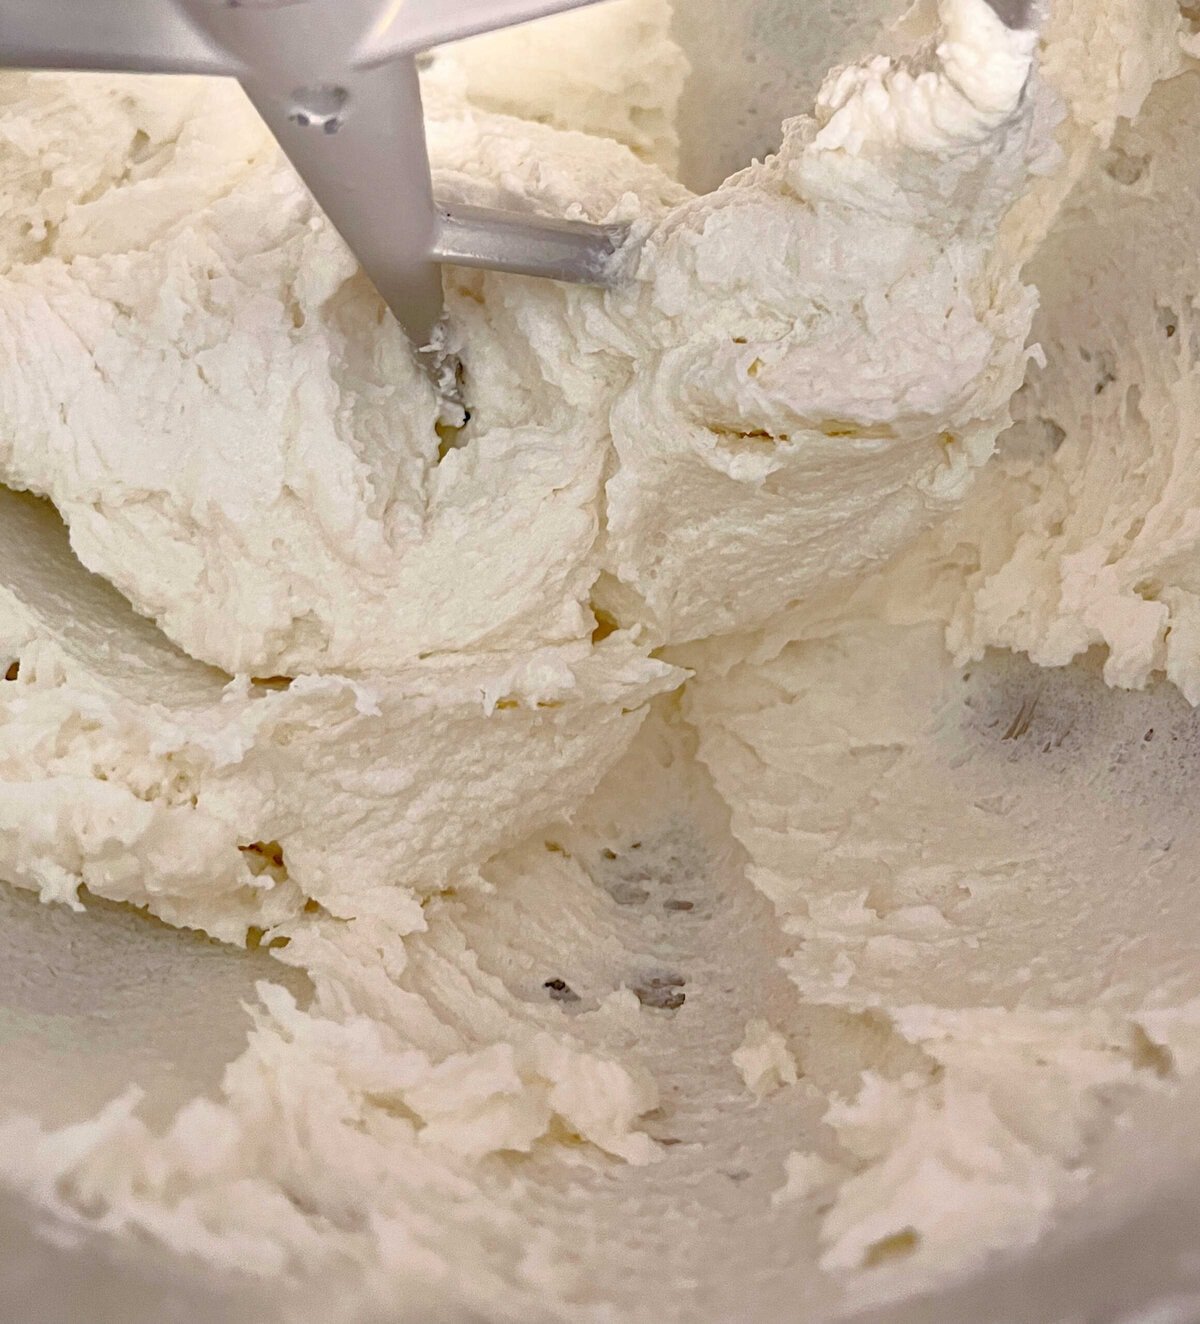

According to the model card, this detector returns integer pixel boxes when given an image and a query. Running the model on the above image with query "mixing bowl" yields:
[4,1,1200,1321]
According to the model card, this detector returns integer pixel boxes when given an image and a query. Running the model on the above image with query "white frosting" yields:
[733,1019,799,1098]
[0,74,683,676]
[599,0,1039,644]
[0,0,1036,672]
[935,62,1200,701]
[452,0,687,171]
[2,0,1200,1320]
[0,491,678,938]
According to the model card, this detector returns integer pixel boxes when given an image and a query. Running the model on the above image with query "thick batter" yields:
[0,0,1198,1319]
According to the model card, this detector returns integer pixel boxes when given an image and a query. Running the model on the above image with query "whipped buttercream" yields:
[2,1,1199,1321]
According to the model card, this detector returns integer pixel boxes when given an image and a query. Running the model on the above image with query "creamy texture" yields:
[2,0,1200,1321]
[939,62,1200,701]
[0,0,1034,673]
[454,0,687,172]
